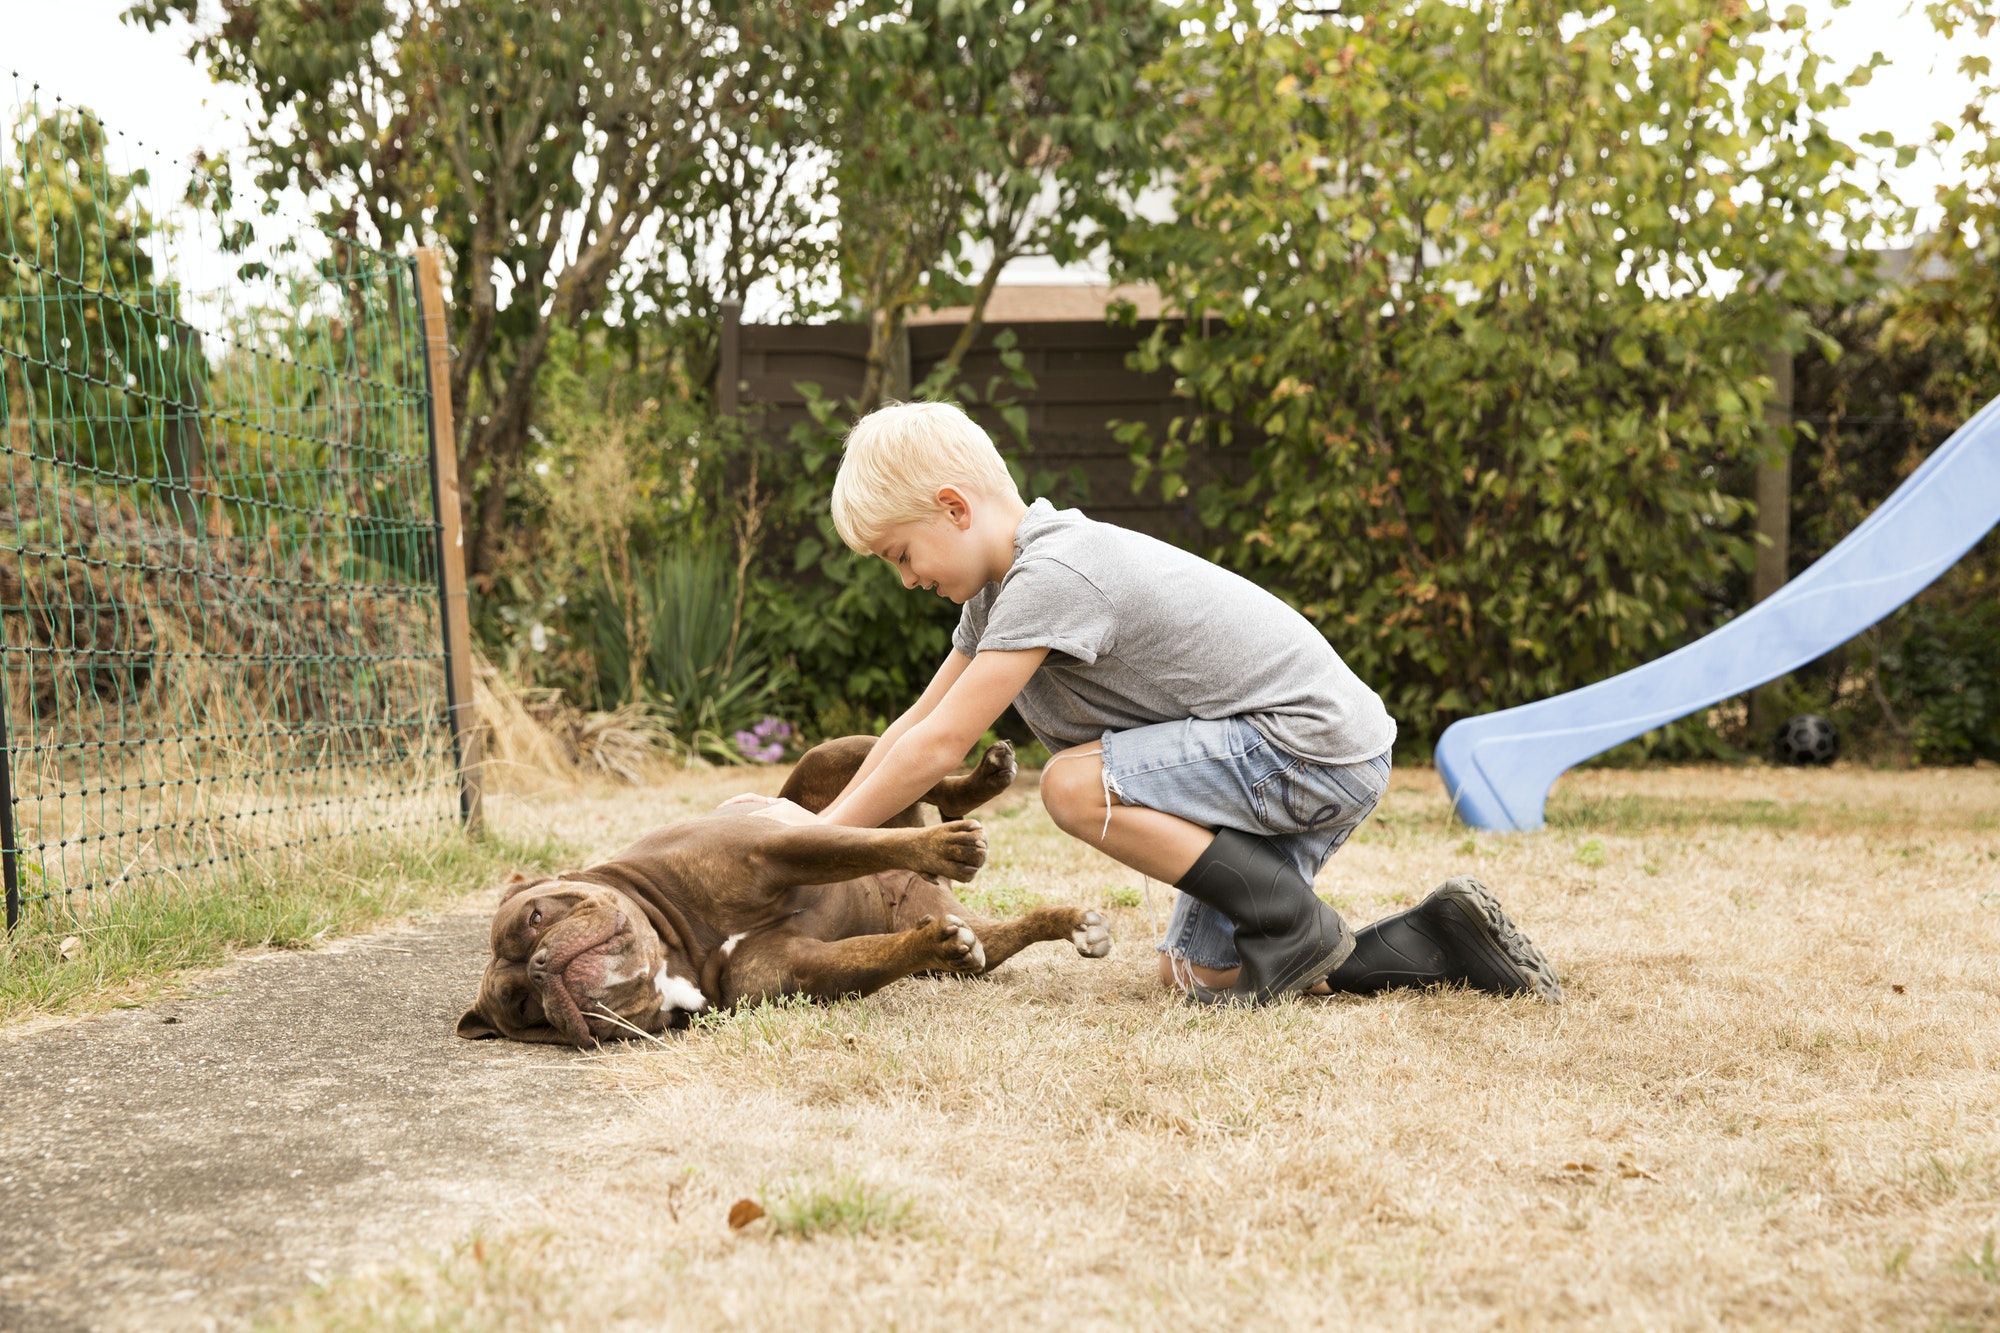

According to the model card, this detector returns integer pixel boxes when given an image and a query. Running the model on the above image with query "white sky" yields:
[1,0,1987,293]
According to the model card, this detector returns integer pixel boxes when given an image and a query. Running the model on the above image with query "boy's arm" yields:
[820,647,1048,829]
[827,649,974,810]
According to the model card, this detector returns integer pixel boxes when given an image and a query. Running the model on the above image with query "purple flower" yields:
[733,717,793,764]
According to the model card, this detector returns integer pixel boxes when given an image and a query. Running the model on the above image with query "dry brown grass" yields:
[272,762,2000,1331]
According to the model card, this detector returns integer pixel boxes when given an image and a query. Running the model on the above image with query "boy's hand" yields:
[747,798,820,826]
[821,647,1047,828]
[715,794,821,826]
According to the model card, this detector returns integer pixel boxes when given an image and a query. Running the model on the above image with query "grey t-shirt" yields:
[952,500,1396,764]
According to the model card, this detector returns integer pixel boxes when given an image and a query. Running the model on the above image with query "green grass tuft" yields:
[953,880,1047,917]
[762,1174,915,1240]
[0,831,575,1026]
[1546,793,1805,832]
[1955,1234,2000,1284]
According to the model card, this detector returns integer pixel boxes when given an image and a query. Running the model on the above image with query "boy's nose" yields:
[900,567,919,590]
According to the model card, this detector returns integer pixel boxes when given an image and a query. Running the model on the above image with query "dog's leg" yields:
[962,906,1114,972]
[885,875,1113,973]
[718,917,986,1007]
[777,737,900,818]
[926,740,1018,820]
[744,820,989,889]
[777,737,1018,823]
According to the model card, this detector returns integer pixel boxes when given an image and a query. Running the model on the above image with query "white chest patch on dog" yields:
[720,932,746,957]
[654,968,707,1014]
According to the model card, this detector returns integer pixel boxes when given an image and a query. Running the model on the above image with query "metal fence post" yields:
[0,674,17,931]
[413,249,485,834]
[1,410,16,927]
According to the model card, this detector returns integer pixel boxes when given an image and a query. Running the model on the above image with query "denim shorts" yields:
[1090,716,1390,971]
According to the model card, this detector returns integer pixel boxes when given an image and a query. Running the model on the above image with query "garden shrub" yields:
[1117,0,1888,749]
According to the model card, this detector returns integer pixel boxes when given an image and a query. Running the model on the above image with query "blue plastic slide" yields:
[1436,391,2000,831]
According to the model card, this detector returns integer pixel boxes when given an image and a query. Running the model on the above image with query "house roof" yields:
[908,282,1165,325]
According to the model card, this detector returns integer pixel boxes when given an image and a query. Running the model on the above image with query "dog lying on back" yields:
[457,737,1112,1046]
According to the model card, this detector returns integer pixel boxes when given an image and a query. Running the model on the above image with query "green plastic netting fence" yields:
[0,85,463,927]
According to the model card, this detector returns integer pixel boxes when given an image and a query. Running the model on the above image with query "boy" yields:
[814,401,1558,1006]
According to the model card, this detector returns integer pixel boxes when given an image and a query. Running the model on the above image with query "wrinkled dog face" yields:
[457,876,696,1046]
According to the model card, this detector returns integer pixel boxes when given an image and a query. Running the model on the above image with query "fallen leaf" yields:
[842,1032,860,1048]
[1892,983,1907,994]
[728,1198,766,1230]
[58,935,81,961]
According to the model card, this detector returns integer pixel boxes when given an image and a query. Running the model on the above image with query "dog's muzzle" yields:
[528,910,627,1047]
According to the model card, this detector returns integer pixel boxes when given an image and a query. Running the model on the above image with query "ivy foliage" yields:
[1119,0,1893,746]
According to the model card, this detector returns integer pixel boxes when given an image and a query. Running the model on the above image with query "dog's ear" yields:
[497,874,551,907]
[456,1007,503,1040]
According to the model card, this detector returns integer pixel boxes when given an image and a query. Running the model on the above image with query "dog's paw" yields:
[973,739,1018,789]
[1071,909,1113,959]
[929,913,986,972]
[934,742,1018,819]
[920,819,988,882]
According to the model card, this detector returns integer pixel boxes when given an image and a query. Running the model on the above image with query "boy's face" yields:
[871,494,990,604]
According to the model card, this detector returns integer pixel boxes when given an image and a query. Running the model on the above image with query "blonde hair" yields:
[830,400,1021,551]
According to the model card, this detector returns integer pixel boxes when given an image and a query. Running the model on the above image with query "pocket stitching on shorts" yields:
[1252,760,1353,832]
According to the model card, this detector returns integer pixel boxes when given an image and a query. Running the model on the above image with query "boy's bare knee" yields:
[1038,756,1104,835]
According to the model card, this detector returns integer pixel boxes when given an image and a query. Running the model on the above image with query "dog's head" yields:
[456,873,706,1047]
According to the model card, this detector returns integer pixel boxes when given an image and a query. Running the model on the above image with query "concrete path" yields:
[0,900,616,1332]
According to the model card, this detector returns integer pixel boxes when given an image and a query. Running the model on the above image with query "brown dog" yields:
[456,737,1112,1046]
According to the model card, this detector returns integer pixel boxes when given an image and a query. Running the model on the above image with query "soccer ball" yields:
[1775,713,1839,766]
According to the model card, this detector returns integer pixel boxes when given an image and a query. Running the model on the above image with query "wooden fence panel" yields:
[726,318,1246,549]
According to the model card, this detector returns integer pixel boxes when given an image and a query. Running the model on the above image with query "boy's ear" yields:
[935,485,973,529]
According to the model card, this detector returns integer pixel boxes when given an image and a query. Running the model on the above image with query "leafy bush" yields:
[1775,284,2000,765]
[1767,558,2000,766]
[1117,0,1886,749]
[742,388,968,739]
[1888,596,2000,762]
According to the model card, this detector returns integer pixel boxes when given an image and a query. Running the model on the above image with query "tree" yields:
[1888,0,2000,407]
[125,0,826,581]
[1118,0,1889,744]
[824,0,1175,412]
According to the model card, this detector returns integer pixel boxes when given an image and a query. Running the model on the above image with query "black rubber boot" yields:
[1325,876,1562,1003]
[1174,829,1354,1006]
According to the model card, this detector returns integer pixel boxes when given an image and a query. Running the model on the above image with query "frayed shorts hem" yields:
[1089,716,1389,971]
